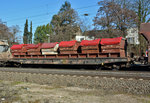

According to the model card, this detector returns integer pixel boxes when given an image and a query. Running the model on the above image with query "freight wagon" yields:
[7,37,129,70]
[1,23,150,69]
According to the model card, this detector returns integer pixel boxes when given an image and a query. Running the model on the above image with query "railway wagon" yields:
[8,37,129,70]
[1,23,150,69]
[140,23,150,64]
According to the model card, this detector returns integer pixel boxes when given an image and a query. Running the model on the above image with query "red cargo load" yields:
[41,42,58,49]
[26,43,41,49]
[59,51,78,54]
[59,40,77,47]
[100,37,122,45]
[80,39,100,46]
[11,44,24,50]
[82,50,99,54]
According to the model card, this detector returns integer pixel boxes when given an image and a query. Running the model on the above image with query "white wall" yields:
[75,36,95,42]
[126,28,139,44]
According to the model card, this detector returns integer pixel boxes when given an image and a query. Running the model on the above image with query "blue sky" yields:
[0,0,100,42]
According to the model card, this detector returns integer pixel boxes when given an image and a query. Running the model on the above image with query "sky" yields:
[0,0,100,42]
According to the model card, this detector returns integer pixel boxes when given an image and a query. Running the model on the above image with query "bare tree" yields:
[133,0,150,54]
[93,0,137,38]
[0,20,21,45]
[9,25,21,44]
[0,21,11,41]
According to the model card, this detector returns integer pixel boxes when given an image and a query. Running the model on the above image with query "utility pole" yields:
[47,34,50,43]
[83,13,89,40]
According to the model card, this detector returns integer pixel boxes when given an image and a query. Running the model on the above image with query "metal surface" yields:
[82,50,99,54]
[59,50,78,54]
[81,45,100,54]
[81,45,99,50]
[11,57,128,65]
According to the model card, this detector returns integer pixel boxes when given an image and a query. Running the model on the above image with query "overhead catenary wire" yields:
[2,0,58,15]
[6,4,99,23]
[14,12,96,28]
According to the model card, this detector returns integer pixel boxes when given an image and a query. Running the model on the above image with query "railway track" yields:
[0,67,150,80]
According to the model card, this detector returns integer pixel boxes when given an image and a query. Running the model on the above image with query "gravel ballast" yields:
[0,71,150,95]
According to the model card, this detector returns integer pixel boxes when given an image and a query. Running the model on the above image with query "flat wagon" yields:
[9,37,129,70]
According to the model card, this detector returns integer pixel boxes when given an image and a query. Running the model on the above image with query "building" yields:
[126,28,139,44]
[75,36,95,42]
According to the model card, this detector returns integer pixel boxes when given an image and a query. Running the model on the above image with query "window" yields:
[0,45,9,53]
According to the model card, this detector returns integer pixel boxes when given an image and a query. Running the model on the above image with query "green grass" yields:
[11,81,23,85]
